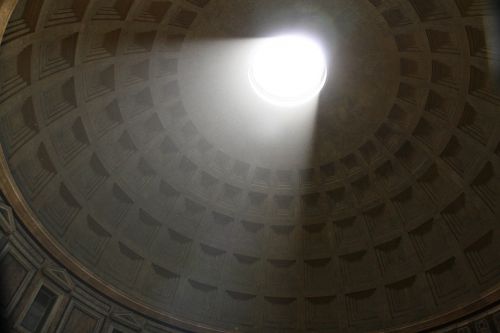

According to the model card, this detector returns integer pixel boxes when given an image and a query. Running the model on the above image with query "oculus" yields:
[248,34,328,106]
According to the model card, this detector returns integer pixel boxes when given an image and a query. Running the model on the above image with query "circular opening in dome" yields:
[248,34,328,107]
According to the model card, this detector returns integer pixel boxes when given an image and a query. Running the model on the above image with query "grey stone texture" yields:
[0,0,500,332]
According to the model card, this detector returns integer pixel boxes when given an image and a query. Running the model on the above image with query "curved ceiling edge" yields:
[0,150,228,333]
[2,150,500,332]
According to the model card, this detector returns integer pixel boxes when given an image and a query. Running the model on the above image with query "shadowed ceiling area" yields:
[0,0,500,332]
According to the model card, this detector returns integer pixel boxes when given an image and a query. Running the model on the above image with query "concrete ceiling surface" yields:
[0,0,500,332]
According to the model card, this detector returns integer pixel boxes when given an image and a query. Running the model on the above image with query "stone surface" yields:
[0,0,500,332]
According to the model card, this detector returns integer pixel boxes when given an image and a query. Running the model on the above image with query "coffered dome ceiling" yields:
[0,0,499,332]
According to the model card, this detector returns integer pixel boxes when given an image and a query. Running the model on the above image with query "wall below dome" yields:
[2,191,500,333]
[0,192,196,333]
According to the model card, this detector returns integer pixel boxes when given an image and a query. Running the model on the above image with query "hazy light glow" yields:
[249,34,328,107]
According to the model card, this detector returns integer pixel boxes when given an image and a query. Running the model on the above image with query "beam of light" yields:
[248,34,328,107]
[177,36,328,169]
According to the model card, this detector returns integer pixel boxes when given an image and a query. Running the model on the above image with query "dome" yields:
[0,0,500,332]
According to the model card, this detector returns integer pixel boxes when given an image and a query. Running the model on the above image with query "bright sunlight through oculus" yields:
[249,34,328,107]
